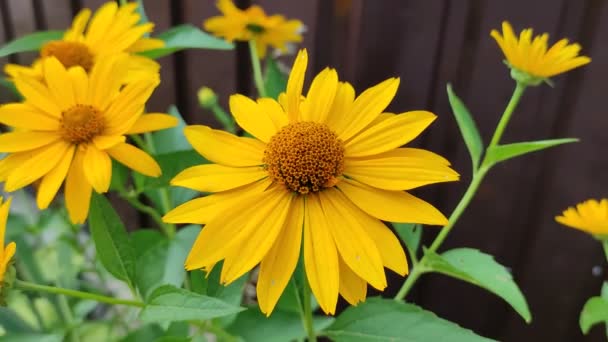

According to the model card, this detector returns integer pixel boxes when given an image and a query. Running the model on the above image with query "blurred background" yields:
[1,0,607,341]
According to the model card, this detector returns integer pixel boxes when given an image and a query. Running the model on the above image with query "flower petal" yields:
[65,149,92,224]
[0,197,12,249]
[184,125,265,167]
[37,145,75,209]
[42,57,75,110]
[300,68,338,123]
[338,256,367,306]
[304,193,339,315]
[104,80,157,135]
[344,111,437,157]
[0,104,60,131]
[257,98,288,131]
[67,67,89,103]
[171,164,266,192]
[363,216,409,275]
[338,178,448,226]
[13,76,61,118]
[106,142,161,177]
[257,197,304,316]
[5,141,71,191]
[285,49,308,121]
[229,94,277,143]
[92,135,126,150]
[82,145,112,193]
[0,131,61,153]
[324,82,355,134]
[126,113,179,134]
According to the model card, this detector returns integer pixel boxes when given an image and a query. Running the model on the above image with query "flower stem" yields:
[15,280,144,308]
[301,276,317,342]
[248,40,267,97]
[394,82,528,301]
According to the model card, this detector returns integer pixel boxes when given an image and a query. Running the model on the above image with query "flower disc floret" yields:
[264,122,344,194]
[41,41,94,72]
[61,104,105,144]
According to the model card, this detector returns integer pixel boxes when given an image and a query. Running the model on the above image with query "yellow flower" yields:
[204,0,303,58]
[0,55,177,224]
[555,199,608,237]
[0,197,15,286]
[5,1,164,82]
[491,21,590,83]
[163,49,459,315]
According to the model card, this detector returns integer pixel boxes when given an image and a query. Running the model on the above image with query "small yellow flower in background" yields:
[164,49,459,315]
[556,199,608,237]
[0,197,15,286]
[0,55,178,224]
[5,1,163,82]
[204,0,303,58]
[491,21,590,85]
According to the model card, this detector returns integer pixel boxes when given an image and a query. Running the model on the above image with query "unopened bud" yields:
[198,87,218,108]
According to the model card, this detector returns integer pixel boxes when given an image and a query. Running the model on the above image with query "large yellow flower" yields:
[556,199,608,236]
[0,55,177,224]
[0,197,15,286]
[491,21,590,81]
[204,0,303,58]
[5,1,163,82]
[163,49,459,315]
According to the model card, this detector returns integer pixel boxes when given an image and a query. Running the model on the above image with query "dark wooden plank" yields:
[6,0,38,65]
[38,0,73,29]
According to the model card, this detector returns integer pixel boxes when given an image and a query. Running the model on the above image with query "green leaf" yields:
[150,105,190,154]
[447,84,483,169]
[228,308,334,342]
[140,285,244,323]
[580,296,608,334]
[110,160,129,192]
[0,31,63,58]
[0,307,36,333]
[89,194,136,287]
[0,78,22,100]
[139,25,233,59]
[324,297,494,341]
[264,57,288,100]
[0,333,65,342]
[424,248,531,323]
[141,150,207,192]
[392,223,421,259]
[119,324,164,342]
[485,138,578,166]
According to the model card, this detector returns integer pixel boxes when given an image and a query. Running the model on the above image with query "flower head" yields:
[491,21,590,85]
[5,1,164,82]
[0,197,15,286]
[163,49,459,315]
[0,55,178,224]
[555,199,608,237]
[204,0,303,58]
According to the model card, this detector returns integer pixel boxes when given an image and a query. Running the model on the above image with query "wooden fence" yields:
[2,0,608,340]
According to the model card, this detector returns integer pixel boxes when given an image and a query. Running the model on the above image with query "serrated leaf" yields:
[264,57,288,100]
[324,297,494,341]
[580,296,608,334]
[140,285,244,323]
[424,248,531,323]
[0,31,63,57]
[392,223,421,259]
[447,84,483,169]
[89,194,136,287]
[485,138,578,166]
[139,25,232,59]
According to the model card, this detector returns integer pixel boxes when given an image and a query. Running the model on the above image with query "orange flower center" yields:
[40,41,94,72]
[61,105,105,144]
[263,122,344,194]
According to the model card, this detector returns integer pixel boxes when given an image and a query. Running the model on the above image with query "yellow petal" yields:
[13,76,62,118]
[84,2,119,46]
[127,38,165,52]
[339,78,399,140]
[82,145,112,193]
[257,197,304,315]
[0,131,60,153]
[42,57,75,110]
[106,142,161,177]
[67,67,89,103]
[171,164,266,192]
[303,193,339,315]
[0,153,31,181]
[65,149,92,224]
[320,189,386,290]
[324,82,355,134]
[125,113,179,134]
[338,256,367,306]
[0,197,12,249]
[285,49,308,121]
[220,192,293,283]
[300,68,338,122]
[104,81,158,135]
[229,94,277,143]
[63,8,91,41]
[5,141,71,191]
[256,98,288,131]
[88,55,131,110]
[184,125,265,167]
[0,104,60,131]
[37,145,75,209]
[338,178,448,226]
[92,135,126,150]
[344,111,437,157]
[372,148,451,165]
[363,214,409,275]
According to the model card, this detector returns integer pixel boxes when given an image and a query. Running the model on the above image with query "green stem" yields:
[301,276,317,342]
[120,192,173,238]
[248,40,267,97]
[15,280,144,308]
[488,82,527,147]
[210,104,237,134]
[58,295,80,342]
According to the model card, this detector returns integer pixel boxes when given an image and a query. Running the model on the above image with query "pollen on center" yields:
[61,104,106,144]
[263,122,345,194]
[41,41,95,72]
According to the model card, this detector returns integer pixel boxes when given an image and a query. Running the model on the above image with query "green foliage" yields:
[264,57,288,99]
[150,106,191,154]
[139,285,244,323]
[424,248,531,323]
[324,297,494,341]
[392,223,422,261]
[484,138,578,166]
[580,296,608,334]
[447,84,484,169]
[0,31,63,58]
[139,25,233,59]
[89,194,137,288]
